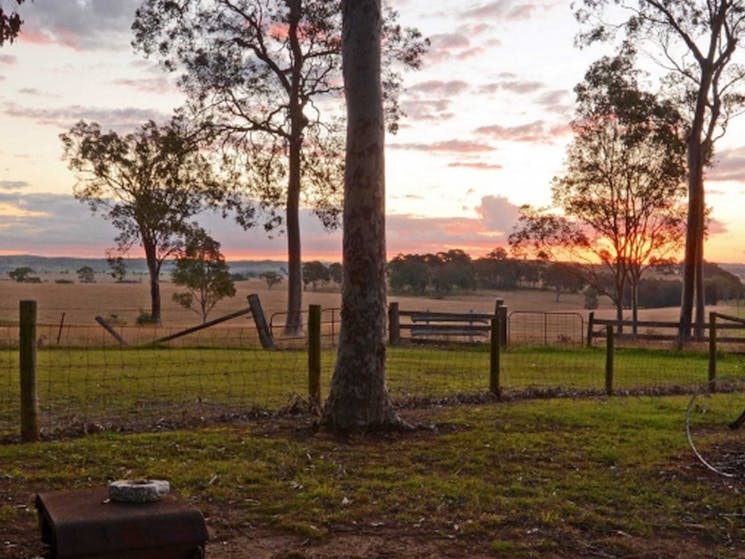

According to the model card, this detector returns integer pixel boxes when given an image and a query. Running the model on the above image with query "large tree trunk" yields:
[679,67,712,345]
[143,242,161,324]
[680,143,706,343]
[321,0,402,432]
[284,142,303,335]
[283,0,306,336]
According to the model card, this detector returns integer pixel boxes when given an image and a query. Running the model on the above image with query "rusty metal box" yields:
[35,487,208,559]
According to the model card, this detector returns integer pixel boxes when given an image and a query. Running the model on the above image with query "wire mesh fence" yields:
[508,311,585,346]
[3,301,745,442]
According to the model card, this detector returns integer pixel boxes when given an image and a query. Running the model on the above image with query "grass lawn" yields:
[2,344,744,440]
[2,396,745,558]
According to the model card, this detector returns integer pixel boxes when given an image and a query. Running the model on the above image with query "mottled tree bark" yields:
[321,0,403,432]
[143,241,162,324]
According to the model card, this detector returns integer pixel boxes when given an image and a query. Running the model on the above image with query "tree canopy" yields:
[510,52,687,330]
[171,229,236,323]
[574,0,745,339]
[132,0,427,334]
[61,115,226,322]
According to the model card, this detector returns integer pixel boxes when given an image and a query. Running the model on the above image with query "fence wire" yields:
[4,306,745,442]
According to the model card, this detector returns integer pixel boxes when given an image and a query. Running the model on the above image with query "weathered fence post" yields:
[605,325,614,396]
[247,294,275,349]
[708,312,717,393]
[586,311,595,348]
[308,305,322,410]
[20,300,39,442]
[490,316,501,397]
[496,301,508,348]
[388,302,400,346]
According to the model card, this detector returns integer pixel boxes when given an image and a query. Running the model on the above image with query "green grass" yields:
[2,397,744,557]
[1,344,744,438]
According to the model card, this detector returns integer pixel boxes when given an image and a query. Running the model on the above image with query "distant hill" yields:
[0,255,287,277]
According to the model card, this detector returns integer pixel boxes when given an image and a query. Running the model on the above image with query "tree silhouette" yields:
[61,116,226,323]
[574,0,745,340]
[133,0,427,334]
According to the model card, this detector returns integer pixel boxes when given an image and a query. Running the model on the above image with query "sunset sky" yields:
[1,0,745,263]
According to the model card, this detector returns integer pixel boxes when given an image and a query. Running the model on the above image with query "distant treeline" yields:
[387,249,744,308]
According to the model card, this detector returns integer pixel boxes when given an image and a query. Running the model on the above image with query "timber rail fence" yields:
[2,299,745,442]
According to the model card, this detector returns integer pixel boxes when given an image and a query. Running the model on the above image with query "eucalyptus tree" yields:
[61,116,226,323]
[510,53,687,332]
[574,0,745,340]
[132,0,427,334]
[321,0,404,432]
[171,229,236,323]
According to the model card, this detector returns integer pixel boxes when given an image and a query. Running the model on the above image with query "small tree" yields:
[543,263,584,302]
[171,230,236,323]
[76,266,96,284]
[8,266,33,282]
[106,253,128,283]
[61,115,225,323]
[302,261,330,291]
[510,53,687,332]
[328,262,343,285]
[259,271,283,290]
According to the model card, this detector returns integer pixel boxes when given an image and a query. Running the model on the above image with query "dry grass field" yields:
[0,275,739,350]
[1,274,723,327]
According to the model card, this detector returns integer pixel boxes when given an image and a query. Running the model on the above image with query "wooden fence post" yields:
[248,294,275,349]
[605,325,614,396]
[496,304,508,348]
[490,317,501,397]
[586,311,595,348]
[308,305,322,410]
[388,302,400,346]
[20,300,39,442]
[708,312,717,393]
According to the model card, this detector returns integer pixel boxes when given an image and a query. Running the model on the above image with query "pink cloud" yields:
[448,161,504,170]
[409,80,470,96]
[389,140,496,153]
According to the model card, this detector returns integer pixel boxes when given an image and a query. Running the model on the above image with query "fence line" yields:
[3,300,745,442]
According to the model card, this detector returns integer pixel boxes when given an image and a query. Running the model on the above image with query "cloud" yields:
[461,1,540,21]
[400,99,454,122]
[475,195,520,232]
[536,89,569,106]
[0,55,16,65]
[17,87,57,98]
[386,210,521,256]
[429,32,470,50]
[425,32,480,64]
[448,161,503,170]
[389,140,496,153]
[478,79,547,95]
[409,80,470,96]
[18,0,141,51]
[475,120,569,143]
[0,180,30,190]
[110,77,178,95]
[2,102,168,131]
[0,192,520,260]
[708,147,745,182]
[708,218,728,236]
